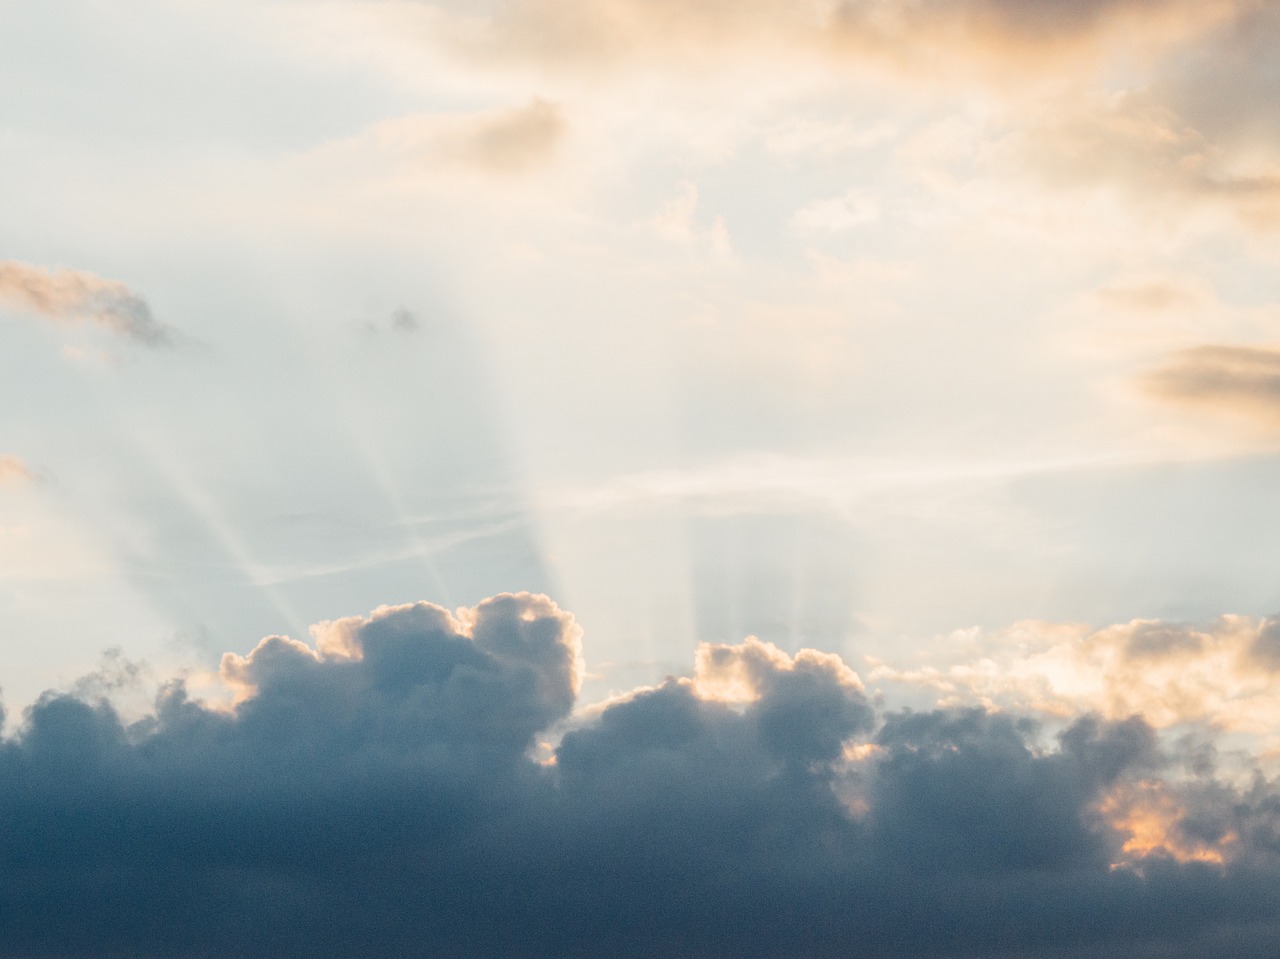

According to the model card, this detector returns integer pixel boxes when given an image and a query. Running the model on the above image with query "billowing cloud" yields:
[6,592,1280,957]
[1142,345,1280,428]
[0,261,172,345]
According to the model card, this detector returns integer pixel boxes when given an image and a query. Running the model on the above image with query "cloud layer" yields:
[5,593,1280,958]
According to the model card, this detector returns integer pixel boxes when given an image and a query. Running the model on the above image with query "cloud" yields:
[789,188,880,234]
[0,456,38,486]
[1154,3,1280,152]
[450,97,566,173]
[0,261,173,345]
[869,613,1280,746]
[6,593,1280,956]
[315,98,568,183]
[445,0,1224,74]
[1013,89,1280,227]
[990,4,1280,230]
[1142,345,1280,428]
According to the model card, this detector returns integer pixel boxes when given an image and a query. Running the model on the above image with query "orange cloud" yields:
[1142,345,1280,429]
[0,261,172,345]
[692,634,865,704]
[451,0,1230,73]
[1100,780,1237,867]
[869,614,1280,744]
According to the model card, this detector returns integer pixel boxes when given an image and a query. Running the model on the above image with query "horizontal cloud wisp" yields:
[0,261,172,345]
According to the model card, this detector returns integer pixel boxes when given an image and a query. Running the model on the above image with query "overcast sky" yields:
[4,1,1280,955]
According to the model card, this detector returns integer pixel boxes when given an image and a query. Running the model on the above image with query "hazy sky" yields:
[4,2,1280,956]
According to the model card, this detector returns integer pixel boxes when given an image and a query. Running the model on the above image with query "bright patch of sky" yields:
[3,0,1280,714]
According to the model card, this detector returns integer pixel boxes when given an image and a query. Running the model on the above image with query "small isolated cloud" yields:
[647,181,730,250]
[7,592,1280,957]
[646,181,734,257]
[0,261,173,345]
[362,307,424,337]
[1142,344,1280,428]
[338,98,568,178]
[450,97,566,173]
[390,307,420,332]
[0,456,37,486]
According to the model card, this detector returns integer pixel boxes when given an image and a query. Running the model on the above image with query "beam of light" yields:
[333,428,457,607]
[127,430,313,641]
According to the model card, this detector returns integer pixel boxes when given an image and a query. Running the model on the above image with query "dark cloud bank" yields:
[5,593,1280,958]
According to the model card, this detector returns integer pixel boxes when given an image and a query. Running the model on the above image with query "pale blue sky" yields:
[3,0,1280,722]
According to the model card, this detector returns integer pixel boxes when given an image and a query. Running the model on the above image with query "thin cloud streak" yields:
[1143,345,1280,429]
[0,456,39,485]
[0,261,174,346]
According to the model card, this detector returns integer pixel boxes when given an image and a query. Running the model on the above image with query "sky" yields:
[3,0,1280,955]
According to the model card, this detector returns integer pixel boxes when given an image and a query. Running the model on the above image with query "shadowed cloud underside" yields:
[4,593,1280,959]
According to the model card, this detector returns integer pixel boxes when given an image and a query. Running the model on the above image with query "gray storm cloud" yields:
[4,592,1280,958]
[0,261,172,345]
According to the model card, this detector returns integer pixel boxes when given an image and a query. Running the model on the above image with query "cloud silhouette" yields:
[3,593,1280,958]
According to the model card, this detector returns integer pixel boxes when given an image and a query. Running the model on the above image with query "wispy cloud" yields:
[0,456,39,485]
[445,0,1227,74]
[310,98,568,184]
[1143,344,1280,428]
[0,261,173,345]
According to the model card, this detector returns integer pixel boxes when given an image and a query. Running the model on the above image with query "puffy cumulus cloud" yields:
[0,261,173,345]
[1141,345,1280,429]
[7,593,1280,956]
[439,96,567,174]
[220,593,585,741]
